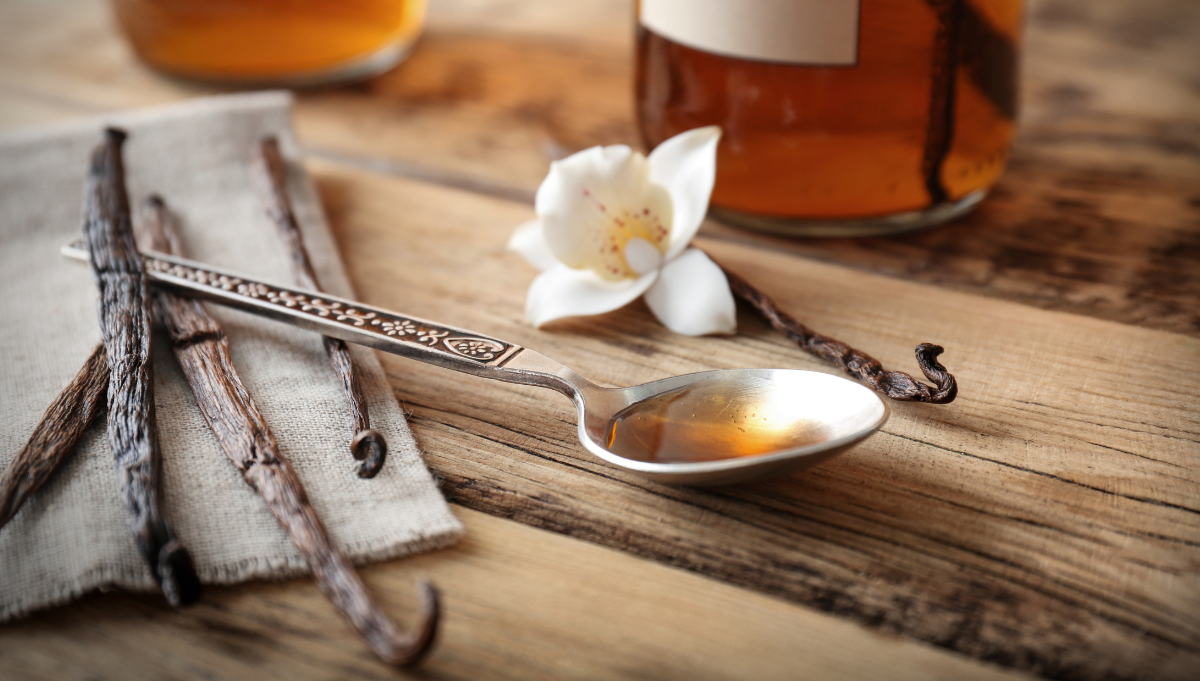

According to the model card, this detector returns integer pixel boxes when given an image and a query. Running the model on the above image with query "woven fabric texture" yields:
[0,92,463,622]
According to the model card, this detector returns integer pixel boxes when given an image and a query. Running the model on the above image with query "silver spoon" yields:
[64,243,887,486]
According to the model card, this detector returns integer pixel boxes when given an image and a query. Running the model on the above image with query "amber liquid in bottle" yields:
[604,377,829,464]
[636,0,1021,221]
[111,0,426,81]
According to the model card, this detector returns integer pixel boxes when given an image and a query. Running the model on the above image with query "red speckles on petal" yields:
[575,196,671,282]
[582,188,607,212]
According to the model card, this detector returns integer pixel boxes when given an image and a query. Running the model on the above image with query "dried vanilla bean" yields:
[82,127,200,606]
[921,0,966,206]
[137,196,438,666]
[719,264,958,404]
[0,343,109,529]
[249,137,387,478]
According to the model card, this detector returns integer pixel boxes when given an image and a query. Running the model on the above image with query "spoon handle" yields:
[61,242,548,383]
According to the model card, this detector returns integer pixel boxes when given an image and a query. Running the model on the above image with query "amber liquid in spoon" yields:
[603,376,830,464]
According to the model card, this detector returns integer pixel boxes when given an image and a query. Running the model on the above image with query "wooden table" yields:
[1,1,1197,679]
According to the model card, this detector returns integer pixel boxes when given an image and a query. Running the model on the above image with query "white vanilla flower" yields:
[508,126,736,336]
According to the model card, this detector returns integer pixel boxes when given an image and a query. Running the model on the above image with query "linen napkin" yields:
[0,91,463,622]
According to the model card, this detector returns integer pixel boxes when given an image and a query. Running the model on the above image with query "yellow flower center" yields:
[586,195,670,281]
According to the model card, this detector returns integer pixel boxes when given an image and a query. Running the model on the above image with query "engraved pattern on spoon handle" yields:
[62,242,525,374]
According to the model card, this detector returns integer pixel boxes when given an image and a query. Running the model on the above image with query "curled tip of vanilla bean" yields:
[350,429,387,479]
[718,262,959,404]
[915,343,958,402]
[157,539,202,607]
[863,343,958,404]
[373,579,440,667]
[251,136,390,477]
[406,579,440,664]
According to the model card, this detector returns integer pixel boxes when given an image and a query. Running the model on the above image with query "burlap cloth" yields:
[0,92,463,622]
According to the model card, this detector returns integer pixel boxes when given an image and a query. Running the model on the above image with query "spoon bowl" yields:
[65,244,889,485]
[571,368,888,486]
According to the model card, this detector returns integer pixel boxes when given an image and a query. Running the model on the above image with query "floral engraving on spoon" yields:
[146,258,511,364]
[444,337,506,360]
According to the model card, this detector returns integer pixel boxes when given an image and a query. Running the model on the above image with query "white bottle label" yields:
[640,0,860,66]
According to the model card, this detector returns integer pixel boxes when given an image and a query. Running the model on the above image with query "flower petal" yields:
[507,219,560,271]
[643,248,736,336]
[536,144,673,281]
[647,126,721,260]
[525,265,658,328]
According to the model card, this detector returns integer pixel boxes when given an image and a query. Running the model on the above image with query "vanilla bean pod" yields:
[0,343,109,529]
[718,264,958,403]
[249,137,386,478]
[82,128,200,606]
[136,196,438,666]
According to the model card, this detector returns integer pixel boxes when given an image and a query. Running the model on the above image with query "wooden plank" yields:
[310,158,1200,681]
[0,507,1033,681]
[0,0,1196,337]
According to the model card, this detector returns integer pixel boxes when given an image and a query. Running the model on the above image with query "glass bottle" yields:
[110,0,428,87]
[636,0,1022,236]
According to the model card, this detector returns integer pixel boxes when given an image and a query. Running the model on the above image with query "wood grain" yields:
[0,507,1036,681]
[314,159,1200,681]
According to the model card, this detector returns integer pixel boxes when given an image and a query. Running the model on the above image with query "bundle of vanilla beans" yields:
[0,129,436,667]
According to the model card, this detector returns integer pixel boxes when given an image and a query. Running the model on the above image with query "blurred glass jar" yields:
[111,0,427,86]
[636,0,1023,236]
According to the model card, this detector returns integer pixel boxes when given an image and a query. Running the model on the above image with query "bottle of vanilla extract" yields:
[636,0,1022,236]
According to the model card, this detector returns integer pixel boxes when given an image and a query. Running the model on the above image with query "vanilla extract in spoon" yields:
[604,376,831,464]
